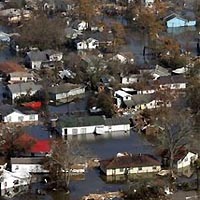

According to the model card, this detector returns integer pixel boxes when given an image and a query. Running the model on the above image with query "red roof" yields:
[31,140,51,153]
[0,61,26,74]
[15,133,51,154]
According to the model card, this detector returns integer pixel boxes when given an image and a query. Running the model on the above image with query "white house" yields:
[143,0,155,7]
[157,75,187,90]
[48,83,85,104]
[86,38,99,49]
[3,108,38,123]
[59,116,131,138]
[0,169,31,198]
[165,13,196,28]
[76,38,99,50]
[0,31,10,43]
[76,40,88,50]
[72,20,88,31]
[11,157,48,174]
[6,82,42,103]
[121,74,141,85]
[114,90,132,108]
[112,53,134,64]
[25,50,63,69]
[9,72,34,83]
[100,153,161,176]
[177,152,198,169]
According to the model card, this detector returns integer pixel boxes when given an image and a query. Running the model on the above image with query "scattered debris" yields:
[82,191,124,200]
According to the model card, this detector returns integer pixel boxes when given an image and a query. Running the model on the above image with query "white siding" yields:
[62,125,97,136]
[104,124,130,132]
[12,163,48,173]
[106,165,161,176]
[11,90,38,102]
[31,61,42,69]
[177,152,198,169]
[4,111,38,123]
[0,170,30,197]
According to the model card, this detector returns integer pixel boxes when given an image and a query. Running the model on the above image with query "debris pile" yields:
[82,191,124,200]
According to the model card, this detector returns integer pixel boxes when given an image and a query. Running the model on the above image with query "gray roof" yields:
[124,94,153,107]
[27,49,59,61]
[11,157,43,164]
[48,83,83,94]
[60,116,130,128]
[60,116,105,128]
[105,117,130,126]
[157,75,186,85]
[7,82,42,94]
[0,104,14,116]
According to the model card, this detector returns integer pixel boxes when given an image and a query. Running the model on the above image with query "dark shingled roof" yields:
[100,154,160,169]
[11,157,43,164]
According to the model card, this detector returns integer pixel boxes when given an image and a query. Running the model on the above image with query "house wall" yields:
[87,40,99,49]
[11,90,38,103]
[31,61,42,70]
[177,152,198,169]
[186,21,196,26]
[62,125,97,136]
[144,0,154,6]
[104,124,130,132]
[0,171,30,197]
[77,41,87,50]
[160,83,186,90]
[12,163,48,173]
[105,165,161,176]
[49,53,63,62]
[4,111,38,123]
[53,87,85,101]
[167,18,186,28]
[77,21,88,31]
[121,76,138,84]
[137,89,155,94]
[10,76,34,83]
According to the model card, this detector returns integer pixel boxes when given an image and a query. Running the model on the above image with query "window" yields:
[120,168,124,172]
[184,157,188,162]
[152,166,157,170]
[18,116,24,122]
[13,180,19,185]
[81,128,86,134]
[72,128,78,135]
[138,167,142,171]
[7,116,11,122]
[15,165,19,170]
[29,115,35,120]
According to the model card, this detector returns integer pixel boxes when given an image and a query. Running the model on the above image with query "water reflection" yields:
[66,131,130,142]
[167,26,196,35]
[177,166,195,178]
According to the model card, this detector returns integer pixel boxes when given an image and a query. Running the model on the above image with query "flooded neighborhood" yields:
[0,0,199,200]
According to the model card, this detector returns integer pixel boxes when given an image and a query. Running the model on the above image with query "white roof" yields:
[121,87,136,92]
[1,169,30,180]
[115,90,132,98]
[172,67,187,74]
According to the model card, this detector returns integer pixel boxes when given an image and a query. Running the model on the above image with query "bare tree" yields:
[44,139,89,192]
[16,13,65,50]
[156,110,192,173]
